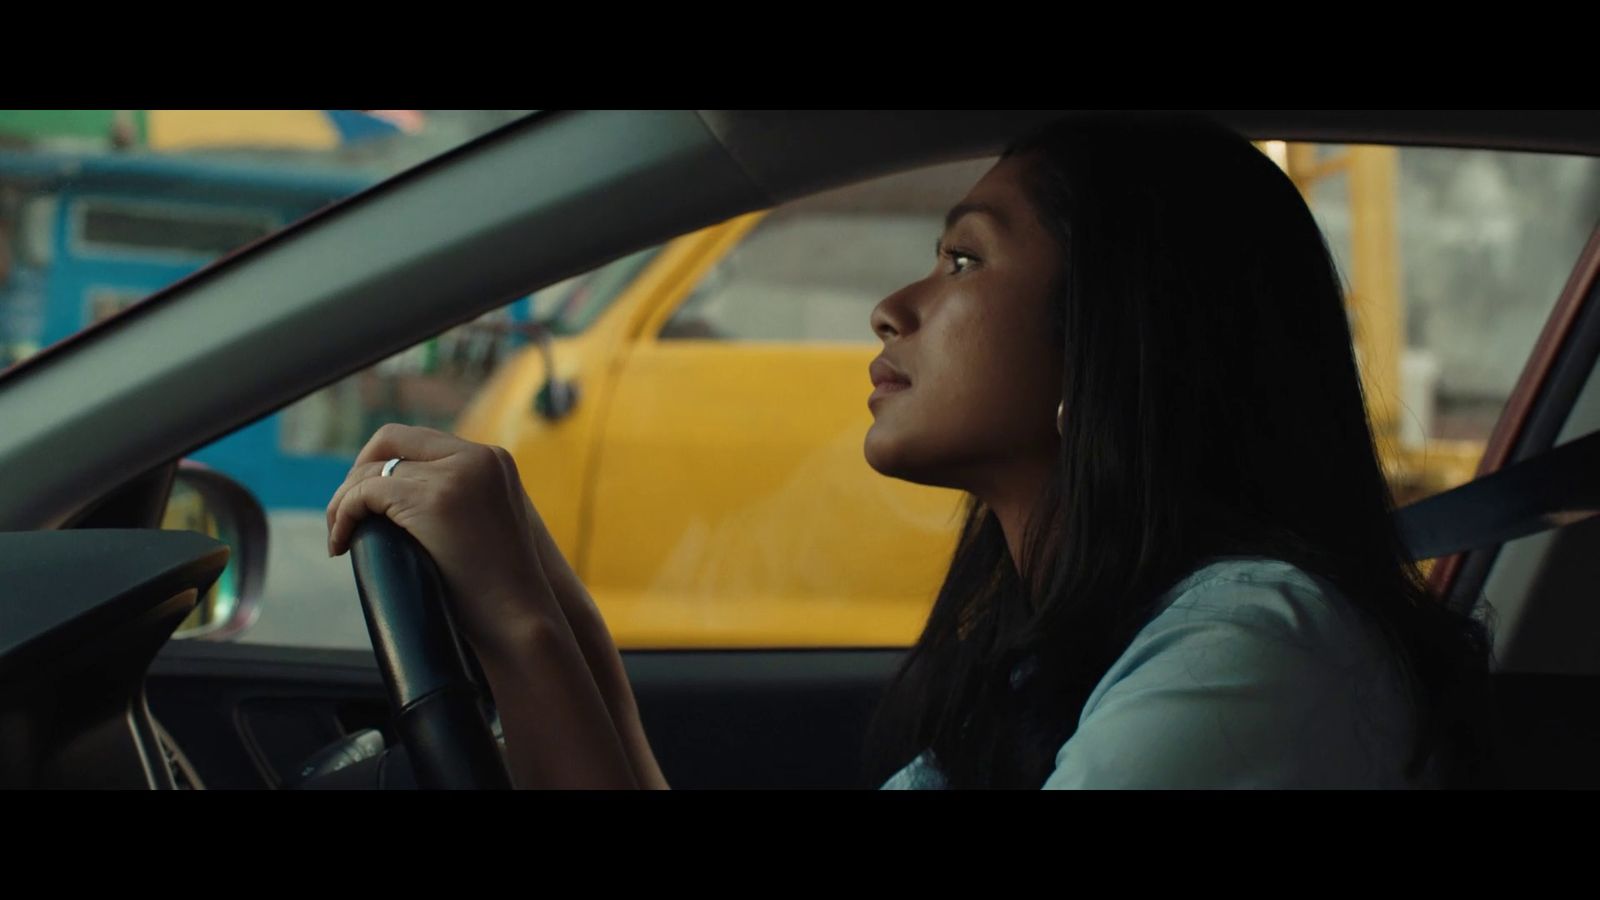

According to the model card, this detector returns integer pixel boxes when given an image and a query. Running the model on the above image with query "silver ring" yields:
[381,457,405,478]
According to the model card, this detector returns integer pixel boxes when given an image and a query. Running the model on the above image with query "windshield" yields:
[0,110,534,369]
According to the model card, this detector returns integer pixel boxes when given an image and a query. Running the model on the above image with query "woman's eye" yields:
[936,240,978,275]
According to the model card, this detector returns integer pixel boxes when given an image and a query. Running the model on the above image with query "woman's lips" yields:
[868,380,911,408]
[868,356,912,410]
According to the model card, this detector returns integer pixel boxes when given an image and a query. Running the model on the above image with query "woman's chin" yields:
[863,425,903,477]
[864,425,931,484]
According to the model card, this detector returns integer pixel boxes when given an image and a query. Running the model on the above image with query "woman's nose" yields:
[871,281,919,342]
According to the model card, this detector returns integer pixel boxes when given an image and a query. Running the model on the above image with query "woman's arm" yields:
[472,600,642,789]
[521,492,671,789]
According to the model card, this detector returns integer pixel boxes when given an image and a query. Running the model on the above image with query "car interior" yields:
[1,110,1598,789]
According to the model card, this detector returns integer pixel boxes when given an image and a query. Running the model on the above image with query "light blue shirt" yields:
[880,557,1424,789]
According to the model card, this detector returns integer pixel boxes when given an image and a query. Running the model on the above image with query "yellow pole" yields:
[1276,142,1407,470]
[1346,145,1404,445]
[1283,142,1321,195]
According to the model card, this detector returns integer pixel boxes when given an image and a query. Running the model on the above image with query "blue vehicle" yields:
[0,149,533,511]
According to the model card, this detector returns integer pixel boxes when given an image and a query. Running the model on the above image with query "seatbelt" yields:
[1396,429,1600,562]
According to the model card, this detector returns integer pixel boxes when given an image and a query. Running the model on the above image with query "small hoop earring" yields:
[1056,401,1065,437]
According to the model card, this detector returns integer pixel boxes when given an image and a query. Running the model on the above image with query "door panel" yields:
[146,641,904,789]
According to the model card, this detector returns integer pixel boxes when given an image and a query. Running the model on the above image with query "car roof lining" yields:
[702,110,1600,205]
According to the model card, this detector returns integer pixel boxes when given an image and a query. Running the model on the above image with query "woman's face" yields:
[864,154,1066,495]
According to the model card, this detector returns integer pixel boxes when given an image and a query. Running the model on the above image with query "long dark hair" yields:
[864,113,1495,789]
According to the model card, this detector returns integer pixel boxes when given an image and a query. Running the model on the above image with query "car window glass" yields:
[1275,142,1600,506]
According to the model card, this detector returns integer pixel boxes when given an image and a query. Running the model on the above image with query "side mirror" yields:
[161,463,268,641]
[529,322,580,422]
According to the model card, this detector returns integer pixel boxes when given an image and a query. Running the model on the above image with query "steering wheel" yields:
[347,516,511,790]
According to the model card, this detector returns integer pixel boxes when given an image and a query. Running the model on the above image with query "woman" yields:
[325,112,1495,789]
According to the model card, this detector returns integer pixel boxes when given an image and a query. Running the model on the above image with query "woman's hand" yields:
[324,423,638,788]
[325,423,555,659]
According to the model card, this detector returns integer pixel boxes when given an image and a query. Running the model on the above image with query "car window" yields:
[279,246,668,460]
[163,144,1598,650]
[660,213,947,343]
[541,246,665,336]
[1275,142,1600,507]
[659,160,992,344]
